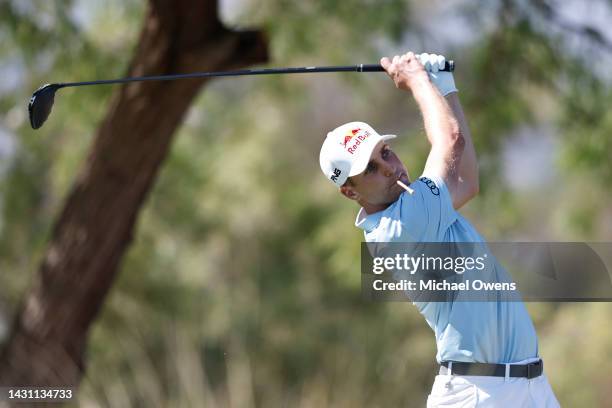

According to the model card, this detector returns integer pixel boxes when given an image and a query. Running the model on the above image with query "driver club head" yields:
[28,84,61,129]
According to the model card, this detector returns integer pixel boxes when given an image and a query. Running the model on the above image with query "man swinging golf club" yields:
[319,52,560,407]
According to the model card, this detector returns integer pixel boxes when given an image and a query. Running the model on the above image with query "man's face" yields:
[340,141,410,211]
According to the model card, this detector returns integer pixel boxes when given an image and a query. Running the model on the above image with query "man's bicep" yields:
[452,177,478,209]
[422,141,464,207]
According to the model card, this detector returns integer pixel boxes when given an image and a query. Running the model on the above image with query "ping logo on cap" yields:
[330,168,342,182]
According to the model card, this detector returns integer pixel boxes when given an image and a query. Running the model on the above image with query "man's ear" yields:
[340,184,360,201]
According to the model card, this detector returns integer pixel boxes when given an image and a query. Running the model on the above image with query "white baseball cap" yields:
[319,121,396,186]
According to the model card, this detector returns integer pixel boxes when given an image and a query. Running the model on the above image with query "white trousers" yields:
[426,359,560,407]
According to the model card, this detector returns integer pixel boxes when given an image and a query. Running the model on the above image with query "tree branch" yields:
[0,0,268,391]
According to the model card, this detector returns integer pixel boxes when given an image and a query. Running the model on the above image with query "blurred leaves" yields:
[559,66,612,185]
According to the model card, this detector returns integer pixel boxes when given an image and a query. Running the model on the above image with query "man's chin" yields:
[386,187,404,204]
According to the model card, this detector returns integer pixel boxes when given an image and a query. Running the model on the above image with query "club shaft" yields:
[55,62,453,88]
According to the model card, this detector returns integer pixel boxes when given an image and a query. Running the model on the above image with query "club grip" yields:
[360,60,454,72]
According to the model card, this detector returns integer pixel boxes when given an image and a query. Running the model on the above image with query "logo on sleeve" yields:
[419,177,440,196]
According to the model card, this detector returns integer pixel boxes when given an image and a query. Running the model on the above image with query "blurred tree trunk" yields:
[0,0,267,394]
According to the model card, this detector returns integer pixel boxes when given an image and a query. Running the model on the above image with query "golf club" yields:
[28,61,454,129]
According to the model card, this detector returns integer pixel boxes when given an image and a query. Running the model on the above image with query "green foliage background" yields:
[1,0,612,406]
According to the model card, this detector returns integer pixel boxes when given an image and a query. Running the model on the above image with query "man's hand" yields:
[380,52,430,91]
[417,53,458,96]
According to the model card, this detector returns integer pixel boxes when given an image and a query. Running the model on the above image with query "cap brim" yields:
[348,134,396,177]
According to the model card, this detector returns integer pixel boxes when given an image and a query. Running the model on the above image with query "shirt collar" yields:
[355,207,384,232]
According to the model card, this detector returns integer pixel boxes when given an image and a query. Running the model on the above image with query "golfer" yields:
[319,52,560,407]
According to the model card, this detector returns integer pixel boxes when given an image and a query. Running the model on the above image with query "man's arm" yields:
[381,53,465,206]
[446,93,479,208]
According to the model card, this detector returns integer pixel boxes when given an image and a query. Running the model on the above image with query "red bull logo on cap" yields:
[340,128,371,154]
[341,128,360,148]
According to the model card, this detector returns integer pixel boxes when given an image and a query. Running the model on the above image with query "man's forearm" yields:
[410,79,461,148]
[445,93,478,193]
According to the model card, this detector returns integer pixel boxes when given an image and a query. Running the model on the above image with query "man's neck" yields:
[359,200,392,215]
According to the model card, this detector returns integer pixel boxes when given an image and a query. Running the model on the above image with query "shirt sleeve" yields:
[398,174,457,241]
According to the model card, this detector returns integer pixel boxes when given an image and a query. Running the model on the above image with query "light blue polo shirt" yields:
[356,174,539,364]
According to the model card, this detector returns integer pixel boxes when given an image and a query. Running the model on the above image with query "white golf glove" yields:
[417,53,457,96]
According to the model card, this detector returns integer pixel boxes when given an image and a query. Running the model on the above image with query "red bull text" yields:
[344,130,371,154]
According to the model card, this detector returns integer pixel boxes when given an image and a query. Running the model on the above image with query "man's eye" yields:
[365,163,376,174]
[382,148,390,159]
